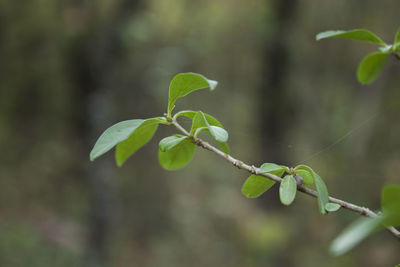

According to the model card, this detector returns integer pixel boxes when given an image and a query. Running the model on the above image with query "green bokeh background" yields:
[0,0,399,266]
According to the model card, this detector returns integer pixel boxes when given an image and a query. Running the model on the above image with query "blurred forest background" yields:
[0,0,399,266]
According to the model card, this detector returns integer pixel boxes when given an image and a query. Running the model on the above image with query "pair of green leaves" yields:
[90,117,167,166]
[90,73,227,169]
[294,165,341,214]
[316,27,400,84]
[241,163,339,214]
[241,163,287,198]
[158,110,229,170]
[330,184,400,256]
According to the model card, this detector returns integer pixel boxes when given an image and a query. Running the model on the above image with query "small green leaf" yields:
[279,175,297,206]
[325,203,341,212]
[175,110,230,153]
[295,165,329,214]
[316,29,386,45]
[208,126,228,142]
[168,73,217,117]
[314,172,329,215]
[158,137,195,170]
[241,175,276,198]
[381,184,400,227]
[357,52,388,84]
[293,169,314,185]
[159,135,188,152]
[191,111,228,145]
[394,27,400,45]
[259,163,286,177]
[195,126,228,143]
[330,216,384,256]
[116,118,164,166]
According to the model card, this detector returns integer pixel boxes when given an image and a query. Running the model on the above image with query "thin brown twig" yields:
[169,118,400,239]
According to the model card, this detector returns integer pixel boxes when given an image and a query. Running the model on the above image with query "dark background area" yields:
[0,0,399,266]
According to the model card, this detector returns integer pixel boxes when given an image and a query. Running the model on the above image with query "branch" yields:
[170,118,400,239]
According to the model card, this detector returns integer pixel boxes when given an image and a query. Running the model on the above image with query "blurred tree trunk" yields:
[257,0,298,265]
[259,0,298,164]
[67,1,143,266]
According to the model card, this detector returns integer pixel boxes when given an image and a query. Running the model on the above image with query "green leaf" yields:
[174,110,230,154]
[116,118,165,166]
[394,27,400,45]
[381,184,400,226]
[325,203,341,212]
[191,111,229,147]
[316,29,386,45]
[195,125,228,143]
[241,175,276,198]
[190,111,207,134]
[159,135,188,152]
[90,120,144,161]
[167,73,217,117]
[279,175,297,206]
[158,137,195,170]
[330,216,384,256]
[293,169,314,185]
[314,172,329,215]
[295,165,329,214]
[357,52,388,84]
[259,163,286,177]
[90,117,166,162]
[208,126,229,142]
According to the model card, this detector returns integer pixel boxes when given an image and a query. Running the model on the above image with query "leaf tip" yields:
[208,79,218,90]
[89,151,96,161]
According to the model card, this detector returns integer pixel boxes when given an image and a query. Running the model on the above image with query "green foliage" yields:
[316,29,386,45]
[295,165,329,214]
[90,67,400,258]
[241,163,286,198]
[116,118,164,166]
[314,173,330,215]
[279,175,297,206]
[167,73,217,118]
[259,163,286,176]
[357,52,388,84]
[90,73,226,169]
[158,137,195,170]
[329,184,400,255]
[381,184,400,226]
[159,135,188,152]
[174,110,230,153]
[316,27,400,84]
[325,203,341,212]
[330,216,384,256]
[90,117,167,163]
[90,119,144,161]
[192,111,229,142]
[241,175,276,198]
[395,27,400,46]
